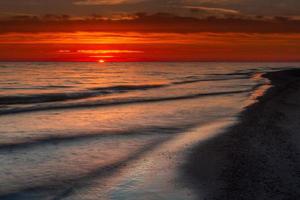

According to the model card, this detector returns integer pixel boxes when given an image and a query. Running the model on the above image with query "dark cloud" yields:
[188,0,300,16]
[0,0,299,18]
[1,13,300,34]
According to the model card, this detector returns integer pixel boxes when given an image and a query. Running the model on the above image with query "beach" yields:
[1,0,300,199]
[184,69,300,199]
[0,63,299,199]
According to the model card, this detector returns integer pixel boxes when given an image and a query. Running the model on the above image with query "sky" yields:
[0,0,300,62]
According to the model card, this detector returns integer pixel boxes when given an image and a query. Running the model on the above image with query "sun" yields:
[98,59,105,63]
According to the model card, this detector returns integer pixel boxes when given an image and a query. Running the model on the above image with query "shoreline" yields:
[183,69,300,199]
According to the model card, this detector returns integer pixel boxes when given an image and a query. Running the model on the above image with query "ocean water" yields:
[0,62,299,200]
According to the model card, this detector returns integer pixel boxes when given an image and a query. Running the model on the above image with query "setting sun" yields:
[98,59,105,63]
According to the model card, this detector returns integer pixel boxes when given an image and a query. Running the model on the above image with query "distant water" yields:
[0,62,299,200]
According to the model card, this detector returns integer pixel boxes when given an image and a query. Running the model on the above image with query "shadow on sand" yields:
[182,69,300,200]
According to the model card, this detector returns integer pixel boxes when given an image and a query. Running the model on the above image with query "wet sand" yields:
[183,69,300,199]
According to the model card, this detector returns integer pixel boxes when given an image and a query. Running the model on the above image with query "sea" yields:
[0,62,299,200]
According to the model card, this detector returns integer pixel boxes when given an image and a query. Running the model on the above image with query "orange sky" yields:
[1,0,300,62]
[1,31,300,62]
[1,15,300,62]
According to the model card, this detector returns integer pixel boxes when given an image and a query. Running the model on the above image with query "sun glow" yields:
[2,32,300,62]
[78,50,143,54]
[98,59,105,63]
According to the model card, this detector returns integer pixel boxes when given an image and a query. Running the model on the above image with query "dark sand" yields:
[183,69,300,200]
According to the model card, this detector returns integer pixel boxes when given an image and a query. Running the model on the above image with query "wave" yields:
[0,123,196,151]
[0,89,251,116]
[173,76,249,85]
[0,84,166,105]
[0,86,74,90]
[0,91,100,105]
[0,76,250,106]
[90,84,164,91]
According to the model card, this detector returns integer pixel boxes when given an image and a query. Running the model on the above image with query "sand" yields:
[183,69,300,200]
